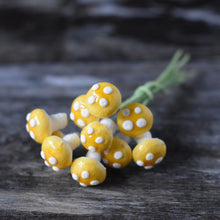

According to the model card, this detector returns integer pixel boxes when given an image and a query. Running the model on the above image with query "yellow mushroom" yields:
[101,137,132,169]
[86,82,121,118]
[41,133,80,171]
[132,138,166,170]
[70,95,99,128]
[80,121,113,153]
[26,109,68,144]
[70,157,106,187]
[117,103,153,138]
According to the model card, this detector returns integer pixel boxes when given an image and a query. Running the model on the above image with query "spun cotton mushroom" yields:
[70,95,99,128]
[41,133,80,171]
[70,157,106,187]
[132,138,166,170]
[117,103,153,138]
[102,137,132,169]
[86,82,121,118]
[80,121,113,153]
[26,109,68,144]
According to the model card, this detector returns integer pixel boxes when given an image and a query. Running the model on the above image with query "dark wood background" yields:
[0,1,219,219]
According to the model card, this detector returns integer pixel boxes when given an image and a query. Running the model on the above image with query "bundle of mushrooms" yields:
[26,82,166,187]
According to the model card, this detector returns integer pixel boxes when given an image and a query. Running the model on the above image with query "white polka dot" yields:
[95,137,104,144]
[113,163,121,168]
[144,166,153,170]
[102,158,108,164]
[26,124,29,132]
[77,119,86,127]
[70,112,75,121]
[52,166,60,172]
[136,160,144,166]
[26,113,31,121]
[44,161,51,167]
[103,86,113,94]
[90,180,99,185]
[29,131,35,140]
[92,83,99,90]
[155,157,163,164]
[40,151,45,160]
[136,118,147,128]
[79,182,87,187]
[88,146,96,152]
[114,151,123,160]
[81,109,89,118]
[139,145,144,150]
[88,127,94,134]
[122,120,133,131]
[49,157,57,165]
[72,173,79,181]
[81,171,90,179]
[122,109,130,117]
[30,119,36,127]
[104,150,109,155]
[99,98,108,107]
[134,107,142,114]
[146,153,154,161]
[74,101,80,111]
[81,134,86,143]
[88,96,96,104]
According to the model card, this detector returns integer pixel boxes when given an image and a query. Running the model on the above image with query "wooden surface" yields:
[0,1,220,219]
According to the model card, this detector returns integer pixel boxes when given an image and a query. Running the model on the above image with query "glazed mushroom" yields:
[135,131,152,144]
[86,82,121,118]
[100,118,117,134]
[26,109,68,144]
[70,95,99,128]
[117,103,153,138]
[70,157,106,187]
[102,137,132,169]
[80,121,113,153]
[41,133,80,171]
[132,138,166,170]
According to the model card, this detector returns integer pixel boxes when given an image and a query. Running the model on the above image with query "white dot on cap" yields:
[26,124,29,132]
[30,119,36,127]
[44,160,51,167]
[122,120,134,131]
[99,98,108,107]
[81,171,90,179]
[104,150,109,155]
[88,146,96,152]
[40,151,45,160]
[134,107,142,114]
[29,131,35,140]
[95,137,104,144]
[74,101,80,111]
[146,153,154,161]
[102,158,108,164]
[114,151,123,160]
[113,163,121,168]
[155,157,163,164]
[52,166,60,172]
[70,112,75,121]
[79,182,87,187]
[136,118,147,128]
[26,113,31,121]
[87,127,94,134]
[122,109,130,117]
[92,83,99,91]
[72,173,79,181]
[81,109,90,118]
[144,166,153,170]
[49,157,57,165]
[88,96,96,104]
[81,134,86,143]
[77,119,86,127]
[90,180,99,185]
[136,160,144,166]
[103,86,113,94]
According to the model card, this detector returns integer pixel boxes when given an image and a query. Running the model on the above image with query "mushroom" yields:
[41,133,80,171]
[52,130,64,138]
[80,121,113,153]
[70,95,99,128]
[132,138,166,170]
[86,82,121,118]
[135,131,152,144]
[117,103,153,138]
[70,157,106,187]
[101,137,132,169]
[100,118,117,134]
[26,109,68,144]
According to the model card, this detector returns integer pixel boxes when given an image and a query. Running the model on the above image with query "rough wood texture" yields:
[0,1,220,219]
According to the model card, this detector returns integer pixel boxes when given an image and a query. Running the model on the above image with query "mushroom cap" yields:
[80,121,113,153]
[102,137,132,169]
[70,157,106,186]
[132,138,166,169]
[26,109,51,144]
[86,82,121,118]
[41,136,72,170]
[70,95,99,128]
[117,103,153,138]
[52,130,64,138]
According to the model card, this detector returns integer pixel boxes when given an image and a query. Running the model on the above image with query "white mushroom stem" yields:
[63,133,80,151]
[135,131,152,144]
[115,132,131,143]
[86,151,101,162]
[49,113,68,132]
[100,118,116,134]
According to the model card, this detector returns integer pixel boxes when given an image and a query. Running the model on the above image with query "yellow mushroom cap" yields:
[52,130,64,138]
[86,82,121,118]
[102,137,132,169]
[117,103,153,138]
[132,138,166,170]
[70,95,99,128]
[80,121,113,153]
[70,157,106,187]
